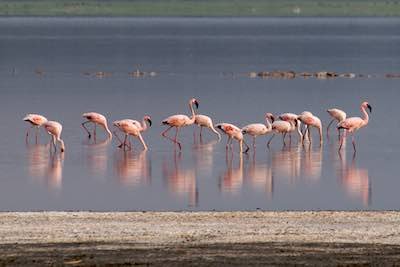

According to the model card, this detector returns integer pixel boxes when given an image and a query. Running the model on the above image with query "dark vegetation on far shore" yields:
[1,0,400,16]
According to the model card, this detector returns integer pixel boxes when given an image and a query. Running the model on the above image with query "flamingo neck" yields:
[361,105,369,125]
[189,102,196,124]
[265,117,272,131]
[141,117,148,131]
[104,123,113,138]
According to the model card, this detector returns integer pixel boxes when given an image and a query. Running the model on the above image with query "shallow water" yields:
[0,17,399,211]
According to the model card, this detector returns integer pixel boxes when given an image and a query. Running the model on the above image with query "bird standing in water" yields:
[23,114,48,143]
[81,112,112,139]
[216,123,250,153]
[327,108,347,140]
[43,121,65,153]
[242,113,274,149]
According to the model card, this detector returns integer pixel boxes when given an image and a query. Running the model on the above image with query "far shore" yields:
[1,211,400,265]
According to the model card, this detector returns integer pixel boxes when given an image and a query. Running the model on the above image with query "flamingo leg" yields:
[35,127,39,144]
[252,136,256,149]
[94,123,97,139]
[137,133,148,150]
[81,121,92,138]
[162,126,181,150]
[267,134,275,147]
[243,139,250,153]
[351,133,356,152]
[282,133,287,146]
[326,119,334,138]
[52,135,57,152]
[200,126,203,138]
[338,129,347,151]
[113,131,124,148]
[123,134,131,151]
[307,126,311,143]
[226,137,232,149]
[25,125,34,142]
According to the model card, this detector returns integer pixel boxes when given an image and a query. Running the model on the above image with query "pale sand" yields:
[1,211,400,265]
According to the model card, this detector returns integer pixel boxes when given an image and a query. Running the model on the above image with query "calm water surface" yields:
[0,17,399,211]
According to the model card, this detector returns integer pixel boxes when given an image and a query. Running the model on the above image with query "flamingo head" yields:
[112,120,121,127]
[190,98,199,109]
[144,115,152,126]
[362,101,372,113]
[265,113,275,122]
[298,111,313,121]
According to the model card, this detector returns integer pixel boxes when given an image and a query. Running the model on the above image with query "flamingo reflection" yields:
[83,138,111,177]
[244,152,273,198]
[163,151,198,207]
[192,135,218,175]
[219,152,243,194]
[337,152,371,207]
[113,150,151,187]
[270,145,301,184]
[302,144,323,181]
[26,143,64,191]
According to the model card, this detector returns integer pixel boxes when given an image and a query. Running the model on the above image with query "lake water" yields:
[0,17,399,211]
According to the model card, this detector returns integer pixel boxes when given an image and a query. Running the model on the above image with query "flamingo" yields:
[279,113,303,142]
[23,114,48,142]
[215,123,250,153]
[241,113,274,148]
[194,114,221,140]
[81,112,112,139]
[298,111,323,145]
[267,118,297,147]
[161,98,199,150]
[327,108,347,139]
[113,116,152,150]
[337,101,372,152]
[43,121,65,153]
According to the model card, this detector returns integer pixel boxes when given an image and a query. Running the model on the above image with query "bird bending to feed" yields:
[242,113,274,149]
[267,117,297,147]
[327,108,347,139]
[23,114,48,142]
[337,101,372,152]
[81,112,112,139]
[298,111,323,145]
[43,121,65,152]
[279,113,303,142]
[216,123,250,153]
[161,98,199,150]
[113,116,152,150]
[194,114,221,140]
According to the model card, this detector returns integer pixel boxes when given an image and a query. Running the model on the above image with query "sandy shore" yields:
[2,211,400,265]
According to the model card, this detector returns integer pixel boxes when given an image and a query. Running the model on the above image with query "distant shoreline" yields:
[1,0,400,17]
[1,211,400,265]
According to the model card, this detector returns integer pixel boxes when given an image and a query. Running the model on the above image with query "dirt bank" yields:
[1,211,400,265]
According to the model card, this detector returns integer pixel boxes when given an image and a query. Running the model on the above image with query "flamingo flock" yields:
[23,99,372,154]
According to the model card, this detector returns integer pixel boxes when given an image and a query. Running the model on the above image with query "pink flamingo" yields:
[216,123,250,153]
[194,114,221,140]
[113,116,152,150]
[81,112,112,139]
[279,113,303,142]
[267,118,297,147]
[326,108,347,139]
[298,111,323,145]
[338,101,372,152]
[43,121,65,153]
[161,98,199,150]
[241,113,274,148]
[23,114,48,142]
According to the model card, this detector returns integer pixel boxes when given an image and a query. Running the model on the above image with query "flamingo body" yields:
[299,111,323,145]
[43,121,65,152]
[113,117,151,150]
[194,114,221,140]
[216,123,249,153]
[82,112,112,139]
[327,108,347,139]
[23,114,48,142]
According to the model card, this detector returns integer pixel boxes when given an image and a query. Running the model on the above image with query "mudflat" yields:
[1,211,400,265]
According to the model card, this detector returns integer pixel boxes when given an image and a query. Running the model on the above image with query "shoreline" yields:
[2,211,400,265]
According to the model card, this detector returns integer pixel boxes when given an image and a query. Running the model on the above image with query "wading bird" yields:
[267,118,297,147]
[194,114,221,140]
[23,114,48,142]
[242,113,274,149]
[43,121,65,153]
[338,101,372,152]
[299,111,323,145]
[279,113,303,142]
[113,116,152,150]
[161,98,199,150]
[81,112,112,139]
[327,108,347,139]
[216,123,250,153]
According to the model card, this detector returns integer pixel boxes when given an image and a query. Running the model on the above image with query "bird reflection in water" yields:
[301,143,323,182]
[337,150,371,207]
[163,151,198,207]
[244,152,273,198]
[83,138,111,177]
[192,135,218,175]
[25,143,64,191]
[113,150,151,188]
[270,144,301,184]
[219,151,243,194]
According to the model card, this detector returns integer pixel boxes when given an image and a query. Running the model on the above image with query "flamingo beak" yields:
[194,100,199,109]
[270,115,275,123]
[367,104,372,113]
[147,118,152,126]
